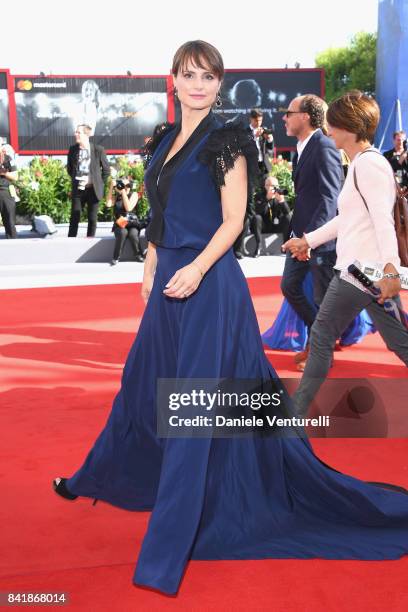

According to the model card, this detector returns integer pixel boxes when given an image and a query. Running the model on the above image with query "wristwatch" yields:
[382,272,400,279]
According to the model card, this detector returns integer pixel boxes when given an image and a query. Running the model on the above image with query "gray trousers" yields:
[293,272,408,415]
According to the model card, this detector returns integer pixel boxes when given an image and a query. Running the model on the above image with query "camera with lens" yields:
[262,128,273,139]
[0,159,11,173]
[115,179,127,191]
[275,187,288,196]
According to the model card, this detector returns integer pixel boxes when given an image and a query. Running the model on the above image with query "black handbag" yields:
[125,212,141,229]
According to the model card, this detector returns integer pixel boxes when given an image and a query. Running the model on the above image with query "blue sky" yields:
[2,0,378,74]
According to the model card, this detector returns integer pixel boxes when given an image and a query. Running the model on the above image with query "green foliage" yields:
[17,157,71,222]
[315,32,377,102]
[14,154,294,227]
[16,155,150,224]
[270,159,295,206]
[99,157,149,221]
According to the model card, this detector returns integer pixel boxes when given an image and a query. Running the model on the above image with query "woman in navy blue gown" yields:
[53,41,408,595]
[262,271,376,352]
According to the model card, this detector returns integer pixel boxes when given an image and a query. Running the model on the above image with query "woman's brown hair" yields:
[326,90,380,143]
[172,40,224,81]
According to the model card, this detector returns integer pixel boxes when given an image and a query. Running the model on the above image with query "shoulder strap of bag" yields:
[353,149,408,267]
[352,149,382,211]
[353,148,401,211]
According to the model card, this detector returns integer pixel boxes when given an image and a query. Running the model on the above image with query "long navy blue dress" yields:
[262,272,376,351]
[65,111,408,595]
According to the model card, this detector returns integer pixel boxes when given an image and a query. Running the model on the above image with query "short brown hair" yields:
[327,90,380,143]
[172,40,224,81]
[250,108,263,119]
[298,95,327,130]
[393,130,406,139]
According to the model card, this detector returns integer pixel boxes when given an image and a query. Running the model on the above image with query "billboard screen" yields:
[213,69,324,151]
[14,75,169,153]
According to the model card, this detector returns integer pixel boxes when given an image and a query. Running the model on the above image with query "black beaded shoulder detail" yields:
[197,122,259,189]
[142,122,176,169]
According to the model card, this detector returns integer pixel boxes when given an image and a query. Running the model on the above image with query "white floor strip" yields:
[0,256,286,290]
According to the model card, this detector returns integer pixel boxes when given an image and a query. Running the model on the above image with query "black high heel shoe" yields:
[52,477,78,501]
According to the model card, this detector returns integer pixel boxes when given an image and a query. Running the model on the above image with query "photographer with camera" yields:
[0,144,18,239]
[383,131,408,188]
[255,176,292,243]
[234,109,275,259]
[106,177,146,265]
[248,109,275,179]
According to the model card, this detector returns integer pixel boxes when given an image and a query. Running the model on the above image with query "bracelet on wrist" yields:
[192,261,204,278]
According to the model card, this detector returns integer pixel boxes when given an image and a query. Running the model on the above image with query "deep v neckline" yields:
[160,111,215,171]
[151,111,217,203]
[161,129,183,168]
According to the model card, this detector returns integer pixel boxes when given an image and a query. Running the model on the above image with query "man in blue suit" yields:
[281,94,343,370]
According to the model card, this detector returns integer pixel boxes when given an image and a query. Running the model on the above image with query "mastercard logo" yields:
[16,80,33,91]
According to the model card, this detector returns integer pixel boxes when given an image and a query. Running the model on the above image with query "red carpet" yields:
[1,278,408,611]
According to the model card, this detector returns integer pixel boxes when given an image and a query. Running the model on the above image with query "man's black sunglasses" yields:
[282,110,304,116]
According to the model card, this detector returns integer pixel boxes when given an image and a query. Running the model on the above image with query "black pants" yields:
[68,187,100,237]
[294,272,408,414]
[0,189,17,238]
[280,250,337,332]
[234,214,263,255]
[235,162,271,254]
[113,226,142,260]
[256,161,269,187]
